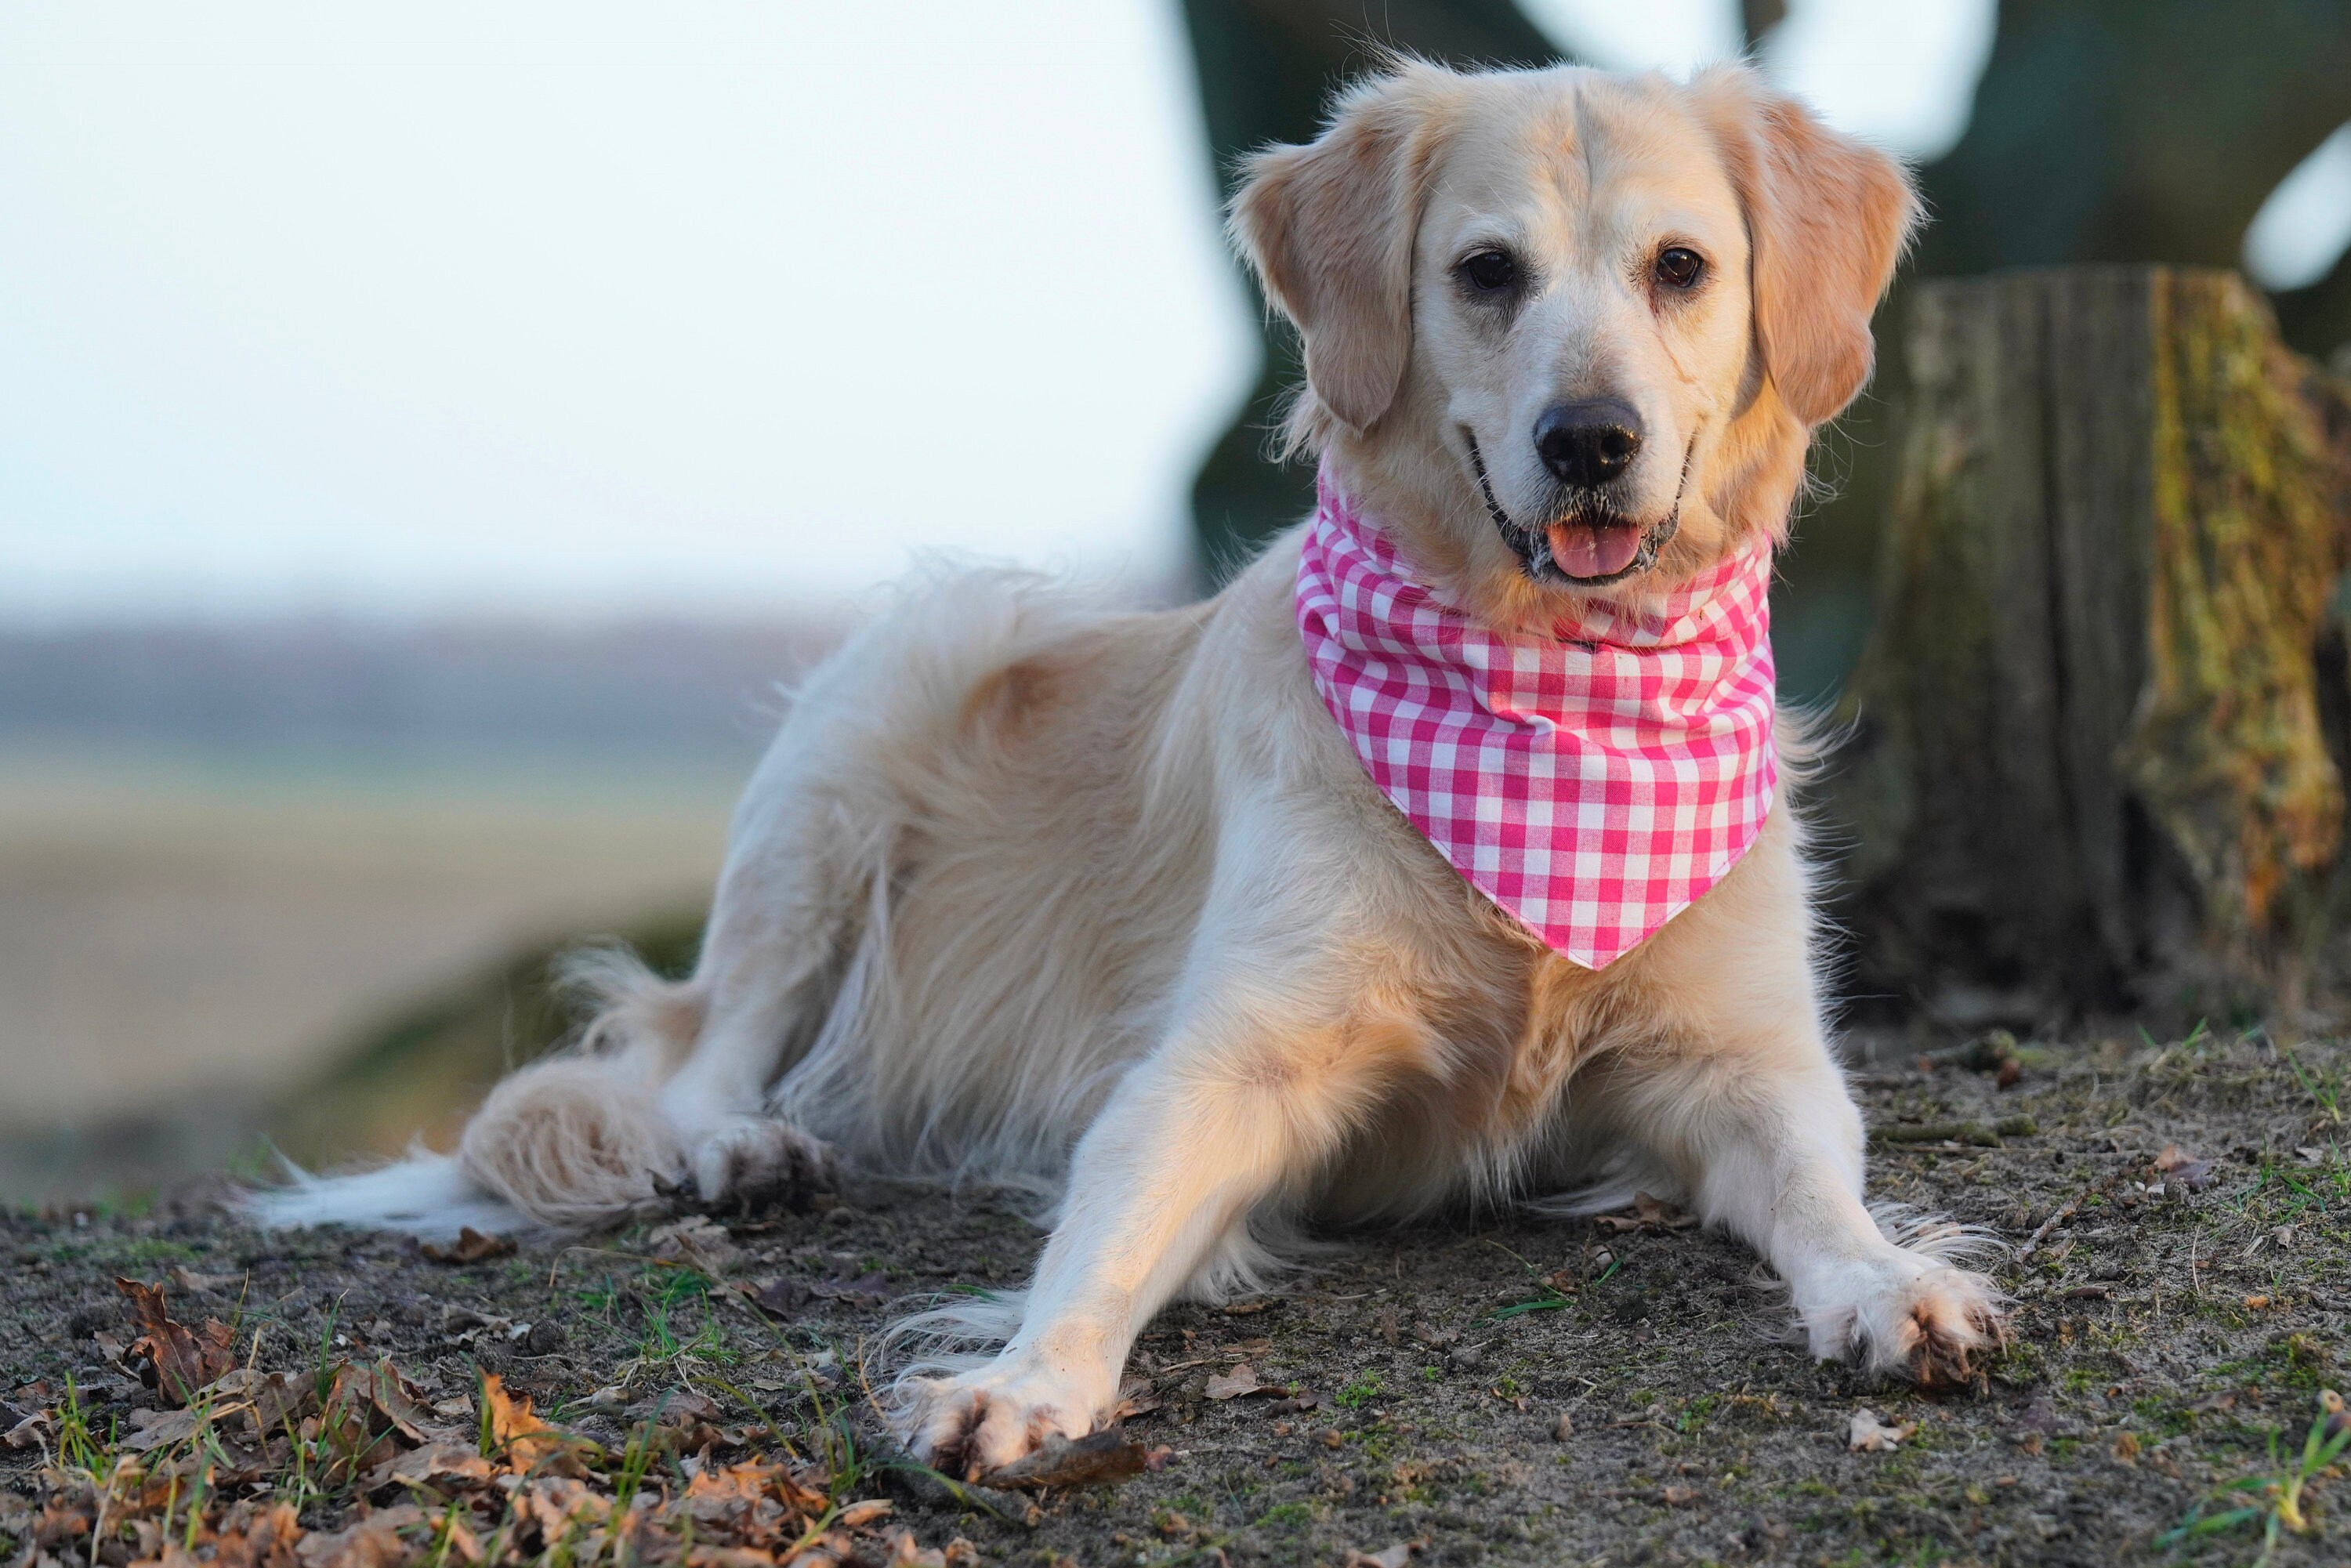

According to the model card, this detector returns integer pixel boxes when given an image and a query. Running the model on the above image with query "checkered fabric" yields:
[1295,463,1778,969]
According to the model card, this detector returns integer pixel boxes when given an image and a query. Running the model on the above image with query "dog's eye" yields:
[1654,246,1704,290]
[1457,249,1520,294]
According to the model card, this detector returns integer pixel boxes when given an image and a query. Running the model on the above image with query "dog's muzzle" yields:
[1464,429,1695,588]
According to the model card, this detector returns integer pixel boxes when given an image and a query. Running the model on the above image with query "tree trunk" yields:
[1827,266,2351,1028]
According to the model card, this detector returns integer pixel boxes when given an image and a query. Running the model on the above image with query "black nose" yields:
[1534,400,1644,488]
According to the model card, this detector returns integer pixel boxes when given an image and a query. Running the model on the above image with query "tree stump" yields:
[1827,266,2351,1026]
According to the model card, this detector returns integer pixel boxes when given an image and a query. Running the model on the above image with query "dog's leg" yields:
[1570,811,2005,1383]
[1608,1035,2004,1385]
[653,800,868,1207]
[901,980,1404,1476]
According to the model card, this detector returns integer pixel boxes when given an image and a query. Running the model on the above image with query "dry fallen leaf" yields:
[1204,1363,1276,1401]
[115,1276,239,1406]
[419,1227,517,1265]
[1848,1408,1918,1452]
[321,1360,468,1451]
[625,1386,724,1425]
[368,1439,498,1492]
[811,1269,891,1305]
[2,1410,52,1450]
[202,1367,315,1443]
[122,1406,207,1453]
[647,1216,741,1276]
[2152,1145,2217,1191]
[211,1500,303,1568]
[482,1372,563,1474]
[292,1501,428,1568]
[735,1276,810,1316]
[981,1429,1168,1490]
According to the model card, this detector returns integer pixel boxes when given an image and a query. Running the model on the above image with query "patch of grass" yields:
[1485,1237,1578,1321]
[1335,1371,1384,1410]
[1675,1393,1718,1435]
[115,1236,199,1266]
[2158,1391,2351,1563]
[2283,1048,2344,1127]
[1251,1500,1317,1530]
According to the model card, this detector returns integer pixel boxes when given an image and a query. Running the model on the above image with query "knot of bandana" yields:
[1294,463,1777,968]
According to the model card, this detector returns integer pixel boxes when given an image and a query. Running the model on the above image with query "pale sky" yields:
[1,1,2337,625]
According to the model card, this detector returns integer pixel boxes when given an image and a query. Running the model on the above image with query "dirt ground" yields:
[6,1027,2350,1567]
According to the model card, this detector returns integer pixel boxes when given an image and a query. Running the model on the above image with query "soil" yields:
[7,1028,2350,1566]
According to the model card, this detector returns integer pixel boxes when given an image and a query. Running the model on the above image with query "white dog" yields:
[258,60,2001,1477]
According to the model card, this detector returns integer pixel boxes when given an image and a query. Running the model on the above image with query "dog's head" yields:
[1233,60,1918,627]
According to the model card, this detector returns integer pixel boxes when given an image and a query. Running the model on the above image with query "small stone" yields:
[523,1320,566,1356]
[1552,1410,1574,1441]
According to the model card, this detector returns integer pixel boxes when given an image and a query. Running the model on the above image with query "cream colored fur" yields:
[252,60,2001,1477]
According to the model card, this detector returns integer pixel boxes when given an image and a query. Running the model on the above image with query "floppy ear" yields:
[1694,67,1921,428]
[1230,65,1461,434]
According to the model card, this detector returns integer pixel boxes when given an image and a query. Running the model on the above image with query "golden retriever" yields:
[256,59,2001,1476]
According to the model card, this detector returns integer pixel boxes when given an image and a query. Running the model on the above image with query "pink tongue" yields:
[1549,521,1642,579]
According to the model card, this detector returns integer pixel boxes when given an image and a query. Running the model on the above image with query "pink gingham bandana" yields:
[1295,465,1777,968]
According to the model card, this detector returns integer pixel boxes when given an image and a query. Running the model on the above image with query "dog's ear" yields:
[1694,67,1920,428]
[1230,65,1461,434]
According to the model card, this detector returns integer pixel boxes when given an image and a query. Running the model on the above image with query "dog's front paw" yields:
[686,1117,839,1211]
[1800,1253,2005,1386]
[902,1357,1108,1479]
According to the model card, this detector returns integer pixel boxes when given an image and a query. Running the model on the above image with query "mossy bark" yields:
[1829,267,2351,1025]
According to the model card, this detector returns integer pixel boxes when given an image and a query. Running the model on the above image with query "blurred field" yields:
[0,743,738,1200]
[0,616,834,1200]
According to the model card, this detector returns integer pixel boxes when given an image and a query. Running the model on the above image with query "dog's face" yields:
[1236,63,1918,628]
[1411,78,1755,589]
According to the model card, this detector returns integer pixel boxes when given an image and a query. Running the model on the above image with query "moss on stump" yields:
[1829,266,2351,1025]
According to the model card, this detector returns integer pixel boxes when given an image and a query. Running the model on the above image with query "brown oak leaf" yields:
[115,1277,238,1406]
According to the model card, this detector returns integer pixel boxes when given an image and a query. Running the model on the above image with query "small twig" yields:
[2017,1200,2078,1260]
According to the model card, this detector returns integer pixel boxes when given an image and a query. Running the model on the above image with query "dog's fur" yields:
[254,60,2001,1476]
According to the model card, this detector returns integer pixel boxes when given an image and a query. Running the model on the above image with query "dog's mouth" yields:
[1463,429,1694,588]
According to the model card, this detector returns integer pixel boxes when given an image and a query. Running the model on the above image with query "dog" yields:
[255,59,2001,1477]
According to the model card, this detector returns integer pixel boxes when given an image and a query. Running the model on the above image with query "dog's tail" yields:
[244,947,705,1239]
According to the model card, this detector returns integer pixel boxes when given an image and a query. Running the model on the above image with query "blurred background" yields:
[4,0,2349,1203]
